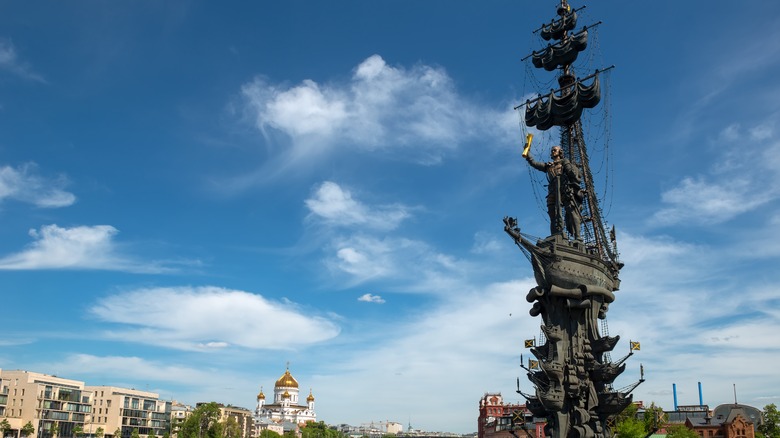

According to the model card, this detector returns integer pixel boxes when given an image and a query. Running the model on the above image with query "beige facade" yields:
[169,402,193,438]
[85,386,170,438]
[253,420,283,437]
[0,371,171,438]
[0,370,94,438]
[215,405,253,438]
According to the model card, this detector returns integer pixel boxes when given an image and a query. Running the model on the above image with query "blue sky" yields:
[2,0,780,434]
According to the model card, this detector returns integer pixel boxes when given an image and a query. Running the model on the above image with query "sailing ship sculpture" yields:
[503,2,643,438]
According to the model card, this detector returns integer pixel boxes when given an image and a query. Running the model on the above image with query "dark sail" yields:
[532,28,588,71]
[524,74,600,130]
[540,9,578,41]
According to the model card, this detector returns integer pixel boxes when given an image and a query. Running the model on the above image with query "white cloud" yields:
[654,176,773,225]
[471,231,503,254]
[326,234,471,291]
[600,229,780,411]
[357,293,385,304]
[50,354,216,385]
[0,163,75,208]
[0,224,176,273]
[0,39,45,82]
[652,124,780,226]
[311,279,537,433]
[305,181,411,230]
[89,286,341,351]
[238,55,515,180]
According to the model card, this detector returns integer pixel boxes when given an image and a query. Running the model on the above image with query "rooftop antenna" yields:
[733,383,738,405]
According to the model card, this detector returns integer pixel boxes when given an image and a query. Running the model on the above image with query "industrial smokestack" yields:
[698,382,703,406]
[673,383,678,411]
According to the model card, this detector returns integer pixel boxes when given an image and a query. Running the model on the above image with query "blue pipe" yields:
[698,382,703,406]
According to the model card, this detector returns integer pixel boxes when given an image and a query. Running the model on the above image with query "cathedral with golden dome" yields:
[255,366,317,426]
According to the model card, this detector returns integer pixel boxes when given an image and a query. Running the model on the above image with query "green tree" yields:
[615,416,645,438]
[613,402,667,438]
[282,431,297,438]
[148,430,157,438]
[21,422,36,438]
[96,427,105,438]
[666,424,697,438]
[50,422,60,438]
[759,404,780,438]
[0,419,12,438]
[74,426,85,438]
[130,429,140,438]
[113,428,122,438]
[222,417,241,438]
[301,422,344,438]
[258,431,281,438]
[613,404,643,438]
[643,403,666,434]
[178,403,223,438]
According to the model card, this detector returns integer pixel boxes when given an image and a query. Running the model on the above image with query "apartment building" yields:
[0,370,93,438]
[216,405,253,438]
[0,371,9,418]
[86,386,170,438]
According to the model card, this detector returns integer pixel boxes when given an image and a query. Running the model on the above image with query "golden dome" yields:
[282,390,291,399]
[275,369,299,388]
[256,389,265,400]
[306,390,315,402]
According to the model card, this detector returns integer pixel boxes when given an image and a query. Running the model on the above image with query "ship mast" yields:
[520,0,619,272]
[556,0,617,269]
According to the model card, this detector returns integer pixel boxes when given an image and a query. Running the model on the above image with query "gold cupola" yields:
[306,389,315,402]
[256,387,265,400]
[275,368,299,388]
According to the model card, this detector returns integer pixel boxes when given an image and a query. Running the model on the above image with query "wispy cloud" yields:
[0,38,46,82]
[37,353,265,407]
[234,55,515,184]
[603,229,780,408]
[0,163,75,208]
[305,181,412,231]
[0,224,179,273]
[312,279,535,431]
[90,286,341,351]
[652,121,780,226]
[471,231,503,255]
[49,354,216,385]
[357,293,385,304]
[326,234,470,291]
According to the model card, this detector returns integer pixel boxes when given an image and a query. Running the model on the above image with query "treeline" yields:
[175,403,346,438]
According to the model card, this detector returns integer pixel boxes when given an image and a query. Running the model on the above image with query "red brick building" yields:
[478,393,543,438]
[684,406,756,438]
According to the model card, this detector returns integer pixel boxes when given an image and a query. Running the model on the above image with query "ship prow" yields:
[504,217,621,293]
